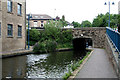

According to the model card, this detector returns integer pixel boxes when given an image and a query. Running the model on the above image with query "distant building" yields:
[64,21,74,28]
[119,1,120,14]
[27,14,55,29]
[0,0,26,52]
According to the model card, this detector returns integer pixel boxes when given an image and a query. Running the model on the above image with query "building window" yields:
[7,24,13,36]
[41,21,44,27]
[7,0,12,12]
[17,3,22,15]
[18,26,22,37]
[34,21,37,27]
[0,23,1,36]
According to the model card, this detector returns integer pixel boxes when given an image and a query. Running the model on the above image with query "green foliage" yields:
[62,51,91,80]
[33,41,46,53]
[118,15,120,25]
[33,40,57,53]
[62,66,72,80]
[71,61,79,71]
[72,21,81,28]
[62,72,71,80]
[81,20,92,27]
[32,20,73,53]
[45,40,57,52]
[92,13,118,27]
[27,29,40,46]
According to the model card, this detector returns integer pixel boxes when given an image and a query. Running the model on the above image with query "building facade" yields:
[28,14,55,29]
[0,0,26,52]
[119,1,120,14]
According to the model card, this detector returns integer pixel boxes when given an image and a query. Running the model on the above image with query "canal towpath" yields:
[75,48,118,78]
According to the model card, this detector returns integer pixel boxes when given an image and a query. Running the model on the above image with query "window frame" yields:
[41,21,44,27]
[7,0,12,12]
[34,21,38,27]
[17,3,22,16]
[7,24,13,37]
[18,25,22,37]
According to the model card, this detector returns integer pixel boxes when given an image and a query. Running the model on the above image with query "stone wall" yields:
[72,27,106,48]
[1,1,26,52]
[104,34,120,77]
[0,0,2,52]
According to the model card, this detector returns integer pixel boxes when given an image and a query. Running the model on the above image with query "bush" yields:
[30,20,73,52]
[45,40,57,52]
[33,40,57,53]
[27,29,40,46]
[33,42,46,53]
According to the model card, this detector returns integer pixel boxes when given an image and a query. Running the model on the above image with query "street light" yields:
[27,14,32,50]
[104,1,115,27]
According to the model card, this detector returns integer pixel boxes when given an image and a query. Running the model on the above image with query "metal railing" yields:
[106,27,120,77]
[106,27,120,54]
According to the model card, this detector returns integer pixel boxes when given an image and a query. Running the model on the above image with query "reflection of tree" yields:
[27,51,88,78]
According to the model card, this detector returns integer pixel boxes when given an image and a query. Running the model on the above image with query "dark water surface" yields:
[2,51,87,78]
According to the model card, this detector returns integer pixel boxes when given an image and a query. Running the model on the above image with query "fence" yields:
[106,27,120,53]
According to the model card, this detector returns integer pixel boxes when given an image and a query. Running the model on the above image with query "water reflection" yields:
[2,56,27,78]
[2,50,87,78]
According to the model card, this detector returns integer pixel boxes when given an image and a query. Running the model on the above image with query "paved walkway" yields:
[75,48,118,78]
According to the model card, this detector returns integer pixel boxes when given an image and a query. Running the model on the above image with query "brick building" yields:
[27,14,55,29]
[0,0,26,52]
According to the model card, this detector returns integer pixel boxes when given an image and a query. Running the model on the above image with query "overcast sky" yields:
[26,0,119,23]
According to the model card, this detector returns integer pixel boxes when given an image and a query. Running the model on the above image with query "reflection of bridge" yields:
[64,27,120,78]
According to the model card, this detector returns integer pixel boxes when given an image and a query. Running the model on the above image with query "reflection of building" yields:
[27,14,55,29]
[2,56,27,78]
[119,1,120,14]
[0,0,26,52]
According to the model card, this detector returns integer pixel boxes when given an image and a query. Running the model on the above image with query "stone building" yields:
[0,0,26,52]
[27,14,55,29]
[119,1,120,14]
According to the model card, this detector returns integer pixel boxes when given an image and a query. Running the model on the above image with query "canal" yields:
[2,50,87,78]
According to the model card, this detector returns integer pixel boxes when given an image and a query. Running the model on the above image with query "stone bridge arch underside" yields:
[72,27,106,49]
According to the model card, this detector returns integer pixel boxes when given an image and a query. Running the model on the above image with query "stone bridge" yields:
[71,27,106,48]
[63,27,120,77]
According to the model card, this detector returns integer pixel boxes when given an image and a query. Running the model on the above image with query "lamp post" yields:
[104,1,114,27]
[27,14,32,50]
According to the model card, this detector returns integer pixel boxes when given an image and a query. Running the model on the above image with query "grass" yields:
[62,51,91,80]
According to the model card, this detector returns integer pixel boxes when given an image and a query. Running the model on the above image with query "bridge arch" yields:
[73,38,93,51]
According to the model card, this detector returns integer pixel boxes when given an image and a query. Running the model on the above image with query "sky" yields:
[26,0,119,23]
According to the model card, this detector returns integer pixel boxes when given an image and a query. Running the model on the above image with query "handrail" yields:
[106,27,120,58]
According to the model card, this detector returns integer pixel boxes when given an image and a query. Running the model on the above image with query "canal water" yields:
[2,50,87,78]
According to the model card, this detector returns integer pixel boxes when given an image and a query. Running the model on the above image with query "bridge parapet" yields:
[105,27,120,77]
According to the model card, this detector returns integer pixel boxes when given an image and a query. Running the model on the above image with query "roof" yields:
[27,14,54,20]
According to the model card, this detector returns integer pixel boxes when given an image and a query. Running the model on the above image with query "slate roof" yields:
[27,14,54,20]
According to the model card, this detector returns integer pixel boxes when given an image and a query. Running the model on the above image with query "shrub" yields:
[27,29,40,46]
[33,40,57,53]
[33,42,46,53]
[30,20,73,51]
[45,40,57,52]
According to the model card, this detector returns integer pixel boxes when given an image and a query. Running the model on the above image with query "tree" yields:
[62,15,65,21]
[92,13,118,27]
[72,21,81,28]
[81,20,92,27]
[61,15,67,27]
